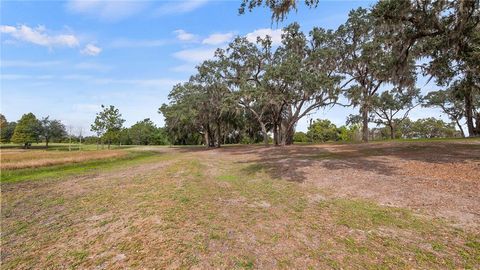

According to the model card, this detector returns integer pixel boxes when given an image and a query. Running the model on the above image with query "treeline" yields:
[0,113,67,148]
[90,105,169,148]
[0,110,170,148]
[159,1,479,147]
[294,117,460,143]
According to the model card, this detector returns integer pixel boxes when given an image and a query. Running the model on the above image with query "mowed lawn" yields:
[1,141,479,269]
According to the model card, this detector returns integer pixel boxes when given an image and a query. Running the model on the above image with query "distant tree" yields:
[11,113,40,148]
[337,125,359,142]
[39,117,67,148]
[397,118,415,139]
[91,105,125,149]
[152,127,170,145]
[293,131,309,143]
[83,136,100,145]
[0,114,16,143]
[118,128,132,145]
[129,118,157,145]
[424,87,466,138]
[371,87,421,139]
[1,121,16,143]
[0,114,6,130]
[307,119,338,142]
[411,117,458,138]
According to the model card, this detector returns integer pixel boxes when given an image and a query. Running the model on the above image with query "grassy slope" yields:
[0,150,165,184]
[1,148,478,269]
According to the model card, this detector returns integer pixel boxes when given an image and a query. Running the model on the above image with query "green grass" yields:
[0,150,165,184]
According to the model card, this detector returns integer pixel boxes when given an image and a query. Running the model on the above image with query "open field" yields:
[1,140,479,269]
[1,149,127,170]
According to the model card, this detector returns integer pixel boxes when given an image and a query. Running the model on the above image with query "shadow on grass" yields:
[204,141,480,183]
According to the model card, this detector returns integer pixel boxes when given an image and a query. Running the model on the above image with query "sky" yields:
[1,0,448,136]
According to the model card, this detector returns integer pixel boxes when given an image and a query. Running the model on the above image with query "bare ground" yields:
[208,141,480,229]
[1,141,479,269]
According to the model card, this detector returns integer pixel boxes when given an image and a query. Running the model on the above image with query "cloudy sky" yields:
[1,0,447,135]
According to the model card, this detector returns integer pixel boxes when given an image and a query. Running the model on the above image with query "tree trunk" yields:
[455,119,466,138]
[216,123,221,148]
[260,123,269,146]
[464,90,475,137]
[362,106,369,142]
[279,122,295,146]
[273,123,279,146]
[204,130,210,148]
[389,124,395,140]
[285,125,295,145]
[46,138,49,149]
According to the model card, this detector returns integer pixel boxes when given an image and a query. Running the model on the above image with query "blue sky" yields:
[1,0,447,135]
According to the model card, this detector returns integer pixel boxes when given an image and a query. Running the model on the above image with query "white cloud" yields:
[81,43,102,56]
[0,60,62,68]
[66,0,149,22]
[246,28,283,46]
[202,32,234,45]
[0,25,16,33]
[154,0,209,16]
[173,47,217,63]
[173,29,197,42]
[0,24,79,48]
[109,38,167,48]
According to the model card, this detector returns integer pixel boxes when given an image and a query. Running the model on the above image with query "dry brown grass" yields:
[0,150,127,170]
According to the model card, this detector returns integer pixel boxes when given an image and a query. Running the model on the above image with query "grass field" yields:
[1,140,479,269]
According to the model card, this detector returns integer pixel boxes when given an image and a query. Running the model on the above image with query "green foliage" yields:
[307,119,338,142]
[293,131,308,143]
[39,117,67,147]
[0,114,16,143]
[241,0,479,138]
[118,119,170,145]
[129,118,158,145]
[337,125,359,142]
[239,0,319,22]
[371,88,421,139]
[0,114,6,131]
[398,118,458,139]
[11,113,40,147]
[161,22,342,146]
[293,122,359,143]
[423,84,472,138]
[91,105,125,148]
[372,0,480,136]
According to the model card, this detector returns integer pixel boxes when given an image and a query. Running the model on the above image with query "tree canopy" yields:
[91,105,125,149]
[11,113,40,148]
